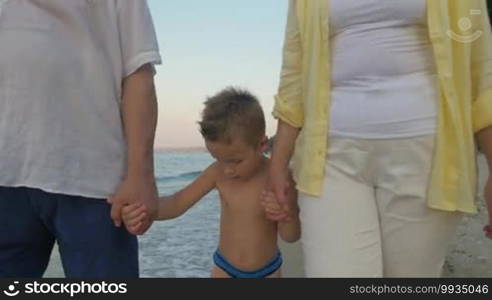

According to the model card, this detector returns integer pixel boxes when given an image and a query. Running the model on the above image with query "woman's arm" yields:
[271,120,300,171]
[272,0,304,128]
[268,0,304,215]
[269,120,300,209]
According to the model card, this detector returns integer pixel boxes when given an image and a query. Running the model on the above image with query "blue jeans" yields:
[0,186,138,278]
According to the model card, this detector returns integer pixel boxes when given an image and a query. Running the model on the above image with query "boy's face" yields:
[205,136,266,180]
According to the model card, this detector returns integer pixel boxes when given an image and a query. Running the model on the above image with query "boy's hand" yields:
[261,191,293,222]
[122,203,148,235]
[483,176,492,239]
[108,175,158,234]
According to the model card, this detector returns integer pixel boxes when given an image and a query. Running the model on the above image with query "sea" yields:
[140,150,219,278]
[45,150,221,278]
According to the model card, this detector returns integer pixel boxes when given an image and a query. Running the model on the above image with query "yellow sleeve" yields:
[472,0,492,133]
[273,0,304,129]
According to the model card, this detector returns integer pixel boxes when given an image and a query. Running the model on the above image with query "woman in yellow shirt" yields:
[266,0,492,277]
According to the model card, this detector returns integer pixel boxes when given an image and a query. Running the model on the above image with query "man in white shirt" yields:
[0,0,161,277]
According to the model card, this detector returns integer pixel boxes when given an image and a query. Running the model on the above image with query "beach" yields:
[44,152,492,278]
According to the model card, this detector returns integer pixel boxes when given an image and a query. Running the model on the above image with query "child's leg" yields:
[211,265,231,278]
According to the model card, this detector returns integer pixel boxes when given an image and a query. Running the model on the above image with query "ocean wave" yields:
[156,171,202,183]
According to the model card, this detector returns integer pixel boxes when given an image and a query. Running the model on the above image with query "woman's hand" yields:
[261,191,284,220]
[266,120,301,222]
[264,164,292,222]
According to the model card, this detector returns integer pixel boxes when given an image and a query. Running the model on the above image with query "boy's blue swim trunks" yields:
[213,248,283,278]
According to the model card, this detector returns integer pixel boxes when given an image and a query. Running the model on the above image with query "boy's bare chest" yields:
[217,178,266,213]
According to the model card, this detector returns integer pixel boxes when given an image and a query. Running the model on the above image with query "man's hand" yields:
[483,175,492,239]
[108,175,158,235]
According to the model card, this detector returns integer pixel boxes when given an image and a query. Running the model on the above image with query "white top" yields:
[329,0,439,139]
[0,0,161,198]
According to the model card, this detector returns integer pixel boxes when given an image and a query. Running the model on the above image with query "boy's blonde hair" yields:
[199,87,265,146]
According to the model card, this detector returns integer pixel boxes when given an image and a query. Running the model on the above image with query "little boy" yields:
[122,88,300,278]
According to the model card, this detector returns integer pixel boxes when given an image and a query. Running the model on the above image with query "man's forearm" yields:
[121,64,158,179]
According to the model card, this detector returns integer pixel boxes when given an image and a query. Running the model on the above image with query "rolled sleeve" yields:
[273,0,304,129]
[117,0,162,77]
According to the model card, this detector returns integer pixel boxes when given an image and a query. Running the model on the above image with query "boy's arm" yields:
[156,163,218,220]
[277,175,301,243]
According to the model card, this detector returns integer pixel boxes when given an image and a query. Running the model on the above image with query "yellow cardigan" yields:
[273,0,492,213]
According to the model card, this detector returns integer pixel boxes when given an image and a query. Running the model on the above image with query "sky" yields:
[147,0,288,149]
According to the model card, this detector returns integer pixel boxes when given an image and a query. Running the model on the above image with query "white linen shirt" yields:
[0,0,162,198]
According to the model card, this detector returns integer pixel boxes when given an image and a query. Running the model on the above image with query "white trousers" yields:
[299,135,462,277]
